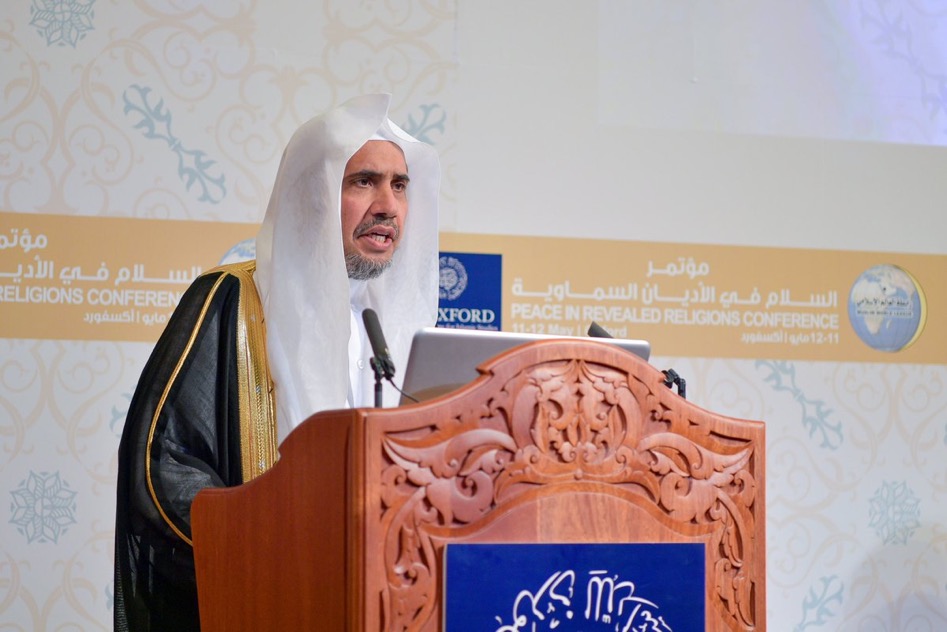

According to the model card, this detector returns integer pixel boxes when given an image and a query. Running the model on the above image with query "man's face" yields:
[340,140,409,280]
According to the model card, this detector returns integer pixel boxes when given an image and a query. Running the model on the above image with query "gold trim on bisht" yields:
[147,273,230,545]
[145,261,278,545]
[220,260,279,482]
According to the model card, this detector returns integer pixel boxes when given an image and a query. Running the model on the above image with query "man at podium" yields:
[113,94,441,631]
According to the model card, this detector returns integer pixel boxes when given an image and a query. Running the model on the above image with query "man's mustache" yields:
[355,217,400,241]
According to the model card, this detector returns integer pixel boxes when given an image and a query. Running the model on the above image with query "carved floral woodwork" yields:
[375,344,762,631]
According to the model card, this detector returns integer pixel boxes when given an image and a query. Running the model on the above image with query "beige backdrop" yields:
[2,1,946,630]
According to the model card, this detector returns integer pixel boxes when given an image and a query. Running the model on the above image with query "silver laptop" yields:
[400,327,651,403]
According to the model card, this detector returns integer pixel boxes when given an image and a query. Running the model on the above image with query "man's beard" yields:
[345,252,393,280]
[345,217,399,280]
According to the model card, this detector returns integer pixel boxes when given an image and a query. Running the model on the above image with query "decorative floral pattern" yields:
[861,0,947,137]
[29,0,95,48]
[869,481,921,545]
[110,393,132,437]
[757,360,843,450]
[401,104,447,145]
[794,575,843,631]
[123,85,227,205]
[9,471,78,544]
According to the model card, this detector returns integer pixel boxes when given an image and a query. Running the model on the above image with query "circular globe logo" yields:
[439,255,468,301]
[848,264,927,352]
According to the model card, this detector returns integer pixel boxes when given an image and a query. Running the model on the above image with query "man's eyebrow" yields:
[347,169,381,180]
[347,169,410,183]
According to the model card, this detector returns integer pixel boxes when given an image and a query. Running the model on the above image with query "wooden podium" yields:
[192,339,765,630]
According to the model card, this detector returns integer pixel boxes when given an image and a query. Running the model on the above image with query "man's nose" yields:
[370,185,399,217]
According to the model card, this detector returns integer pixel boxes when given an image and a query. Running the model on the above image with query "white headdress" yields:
[254,94,440,440]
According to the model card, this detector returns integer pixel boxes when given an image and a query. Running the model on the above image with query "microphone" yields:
[360,308,419,407]
[587,321,614,338]
[588,319,685,397]
[361,308,396,381]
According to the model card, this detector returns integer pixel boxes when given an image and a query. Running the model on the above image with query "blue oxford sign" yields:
[437,251,502,331]
[443,543,705,631]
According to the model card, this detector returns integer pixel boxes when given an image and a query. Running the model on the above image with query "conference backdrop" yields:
[2,1,946,630]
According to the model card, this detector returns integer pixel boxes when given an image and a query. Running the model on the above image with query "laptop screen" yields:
[400,327,651,403]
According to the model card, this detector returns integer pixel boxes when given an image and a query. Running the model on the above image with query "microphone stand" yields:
[361,308,397,408]
[370,357,385,408]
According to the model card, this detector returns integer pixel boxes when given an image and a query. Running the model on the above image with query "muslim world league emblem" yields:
[444,543,704,632]
[848,264,927,352]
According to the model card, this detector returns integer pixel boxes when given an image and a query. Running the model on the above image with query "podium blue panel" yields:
[444,542,704,632]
